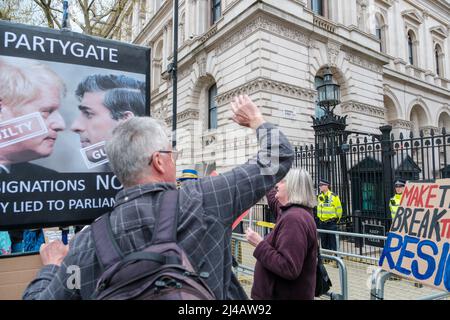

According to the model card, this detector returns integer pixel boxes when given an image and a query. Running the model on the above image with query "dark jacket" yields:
[251,189,317,300]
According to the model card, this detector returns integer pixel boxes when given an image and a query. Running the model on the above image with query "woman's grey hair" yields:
[285,168,317,208]
[105,117,170,186]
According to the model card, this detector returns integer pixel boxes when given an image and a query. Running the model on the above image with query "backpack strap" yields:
[151,190,179,245]
[91,213,124,270]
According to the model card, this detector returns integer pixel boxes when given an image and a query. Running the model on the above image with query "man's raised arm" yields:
[197,95,294,225]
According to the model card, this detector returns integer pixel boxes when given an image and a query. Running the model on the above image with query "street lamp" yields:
[317,67,340,114]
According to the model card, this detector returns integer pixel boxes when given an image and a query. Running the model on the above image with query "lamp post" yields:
[312,67,348,221]
[316,67,341,115]
[170,0,179,148]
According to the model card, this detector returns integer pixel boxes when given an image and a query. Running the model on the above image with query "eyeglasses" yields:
[148,149,179,165]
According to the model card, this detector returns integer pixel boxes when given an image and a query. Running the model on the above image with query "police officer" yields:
[389,179,405,219]
[317,179,342,252]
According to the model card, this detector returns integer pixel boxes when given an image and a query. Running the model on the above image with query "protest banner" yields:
[379,179,450,291]
[0,20,151,230]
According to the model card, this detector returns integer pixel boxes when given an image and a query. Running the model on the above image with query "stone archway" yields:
[409,104,429,135]
[384,95,398,123]
[438,111,450,132]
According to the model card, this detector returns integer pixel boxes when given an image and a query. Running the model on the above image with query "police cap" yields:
[319,178,331,186]
[394,179,406,187]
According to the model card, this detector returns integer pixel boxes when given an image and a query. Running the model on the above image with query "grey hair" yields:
[285,168,317,208]
[105,117,170,186]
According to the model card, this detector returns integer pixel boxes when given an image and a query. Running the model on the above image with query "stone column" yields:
[162,25,168,70]
[335,0,345,24]
[132,0,139,39]
[445,27,450,78]
[346,0,357,27]
[421,11,431,72]
[394,1,405,62]
[147,0,154,16]
[167,22,173,57]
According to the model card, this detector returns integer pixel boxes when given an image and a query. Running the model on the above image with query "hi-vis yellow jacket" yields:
[389,193,402,219]
[317,190,343,222]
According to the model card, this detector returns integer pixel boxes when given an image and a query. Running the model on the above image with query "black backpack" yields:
[90,190,216,300]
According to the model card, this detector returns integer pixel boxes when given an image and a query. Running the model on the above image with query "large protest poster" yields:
[0,20,151,230]
[379,179,450,291]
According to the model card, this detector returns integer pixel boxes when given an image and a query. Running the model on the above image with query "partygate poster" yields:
[0,20,151,230]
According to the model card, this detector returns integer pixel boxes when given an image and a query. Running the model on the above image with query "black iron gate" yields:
[294,120,449,236]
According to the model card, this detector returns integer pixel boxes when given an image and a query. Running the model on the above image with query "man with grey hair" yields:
[23,94,294,300]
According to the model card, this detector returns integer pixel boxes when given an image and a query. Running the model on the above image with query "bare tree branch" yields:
[7,0,126,37]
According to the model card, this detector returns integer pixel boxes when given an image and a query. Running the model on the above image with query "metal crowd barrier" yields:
[369,268,450,300]
[231,233,349,300]
[233,229,450,300]
[317,229,387,263]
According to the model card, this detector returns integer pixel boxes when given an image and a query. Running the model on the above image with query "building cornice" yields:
[215,77,316,105]
[430,26,448,39]
[384,68,450,99]
[345,52,384,74]
[404,0,450,26]
[217,15,309,54]
[401,9,424,25]
[341,101,385,119]
[165,108,200,126]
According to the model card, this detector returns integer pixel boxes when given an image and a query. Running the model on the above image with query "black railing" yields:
[292,126,449,235]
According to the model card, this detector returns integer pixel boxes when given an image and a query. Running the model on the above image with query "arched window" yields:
[435,44,444,77]
[407,30,416,66]
[208,84,218,129]
[375,14,386,53]
[211,0,221,25]
[311,0,324,16]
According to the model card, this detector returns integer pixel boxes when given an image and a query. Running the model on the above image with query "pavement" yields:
[234,241,449,300]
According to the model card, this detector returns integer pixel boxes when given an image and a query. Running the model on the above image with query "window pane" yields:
[208,84,218,129]
[212,0,221,24]
[435,48,442,76]
[209,107,217,129]
[311,0,323,16]
[408,36,414,65]
[362,183,375,211]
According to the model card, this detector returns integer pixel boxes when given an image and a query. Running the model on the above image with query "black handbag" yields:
[315,247,332,297]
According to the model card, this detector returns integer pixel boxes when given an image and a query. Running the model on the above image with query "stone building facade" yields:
[106,0,450,174]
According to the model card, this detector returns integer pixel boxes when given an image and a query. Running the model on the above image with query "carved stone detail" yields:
[216,78,316,104]
[197,56,207,78]
[218,16,309,54]
[341,100,385,118]
[313,15,337,33]
[419,126,439,136]
[200,25,218,43]
[388,119,413,130]
[165,108,200,126]
[178,66,192,79]
[345,53,384,74]
[327,41,341,67]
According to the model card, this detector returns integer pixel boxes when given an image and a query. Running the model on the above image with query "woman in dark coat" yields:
[246,168,318,300]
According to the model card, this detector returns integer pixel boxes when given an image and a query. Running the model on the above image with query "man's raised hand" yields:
[230,95,265,129]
